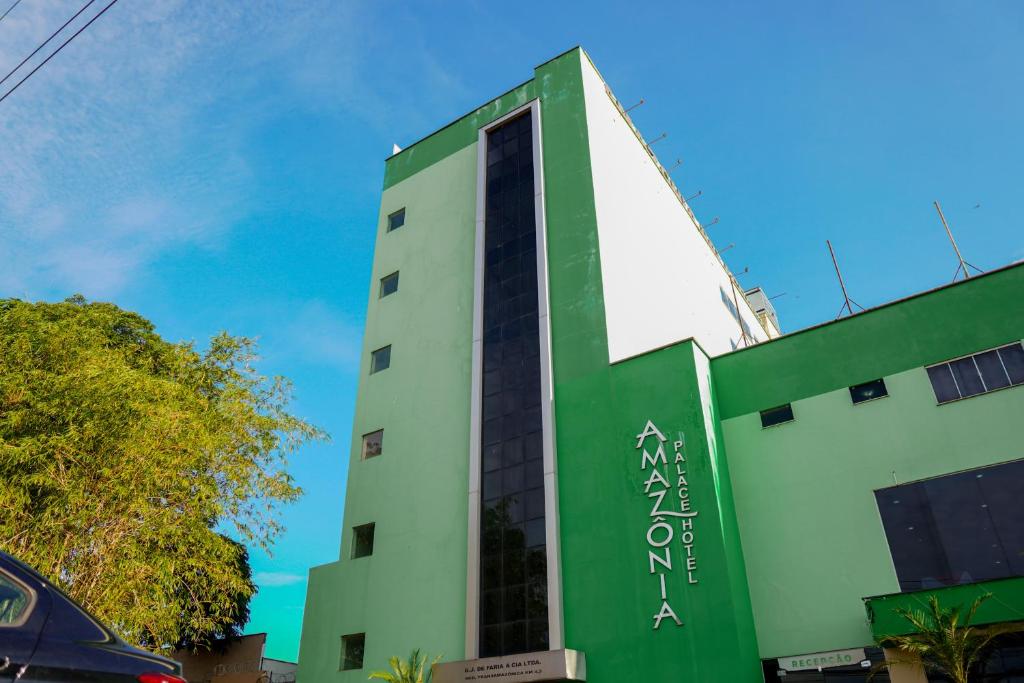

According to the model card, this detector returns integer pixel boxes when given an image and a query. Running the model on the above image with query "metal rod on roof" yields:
[933,201,982,281]
[668,158,683,171]
[686,190,703,202]
[647,132,667,146]
[717,243,735,254]
[703,216,719,228]
[827,239,864,317]
[624,98,645,113]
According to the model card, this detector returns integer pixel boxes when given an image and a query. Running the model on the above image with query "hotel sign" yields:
[433,649,586,683]
[634,419,699,630]
[778,648,866,672]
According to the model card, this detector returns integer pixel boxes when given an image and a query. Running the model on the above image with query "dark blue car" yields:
[0,551,185,682]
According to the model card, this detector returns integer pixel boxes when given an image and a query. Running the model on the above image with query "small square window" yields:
[379,271,399,298]
[340,633,365,670]
[850,378,888,404]
[370,346,391,374]
[387,208,405,232]
[759,404,794,428]
[361,429,383,459]
[352,523,375,559]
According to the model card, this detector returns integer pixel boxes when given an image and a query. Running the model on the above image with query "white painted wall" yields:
[580,58,768,362]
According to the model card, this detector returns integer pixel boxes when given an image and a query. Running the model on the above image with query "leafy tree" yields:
[0,296,326,650]
[873,593,1022,683]
[368,650,442,683]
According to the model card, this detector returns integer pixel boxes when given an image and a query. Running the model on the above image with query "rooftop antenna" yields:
[826,239,865,318]
[933,201,983,281]
[768,292,787,300]
[703,216,720,229]
[685,190,703,202]
[647,132,667,147]
[668,158,683,172]
[717,243,735,254]
[624,98,645,113]
[730,267,751,348]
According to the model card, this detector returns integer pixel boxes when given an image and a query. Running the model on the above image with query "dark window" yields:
[479,111,547,658]
[351,523,375,559]
[379,272,399,298]
[760,404,794,428]
[370,346,391,374]
[927,343,1024,403]
[361,429,383,459]
[0,571,32,626]
[340,633,365,670]
[875,459,1024,592]
[849,378,888,404]
[387,208,405,232]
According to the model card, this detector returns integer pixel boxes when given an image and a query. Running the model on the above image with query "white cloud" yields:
[254,571,306,588]
[0,1,471,300]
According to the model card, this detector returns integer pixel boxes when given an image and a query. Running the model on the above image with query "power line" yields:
[0,0,97,90]
[0,0,117,106]
[0,0,24,24]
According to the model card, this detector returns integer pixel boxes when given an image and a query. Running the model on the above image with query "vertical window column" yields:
[478,111,548,658]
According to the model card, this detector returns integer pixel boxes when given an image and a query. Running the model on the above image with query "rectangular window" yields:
[478,110,547,658]
[351,523,375,559]
[379,271,399,298]
[926,342,1024,404]
[369,345,391,374]
[759,404,794,428]
[387,208,405,232]
[875,459,1024,592]
[849,378,888,404]
[361,429,383,459]
[340,633,365,670]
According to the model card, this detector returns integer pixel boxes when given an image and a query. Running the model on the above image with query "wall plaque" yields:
[433,649,586,683]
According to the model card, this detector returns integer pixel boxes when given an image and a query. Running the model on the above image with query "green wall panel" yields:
[297,142,479,681]
[712,264,1024,420]
[722,362,1024,659]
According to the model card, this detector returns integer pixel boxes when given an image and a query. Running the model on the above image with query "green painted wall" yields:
[713,264,1024,420]
[297,142,479,681]
[721,351,1024,658]
[542,50,763,681]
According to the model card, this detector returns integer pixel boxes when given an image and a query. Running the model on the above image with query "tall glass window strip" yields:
[875,459,1024,592]
[926,342,1024,403]
[478,111,548,658]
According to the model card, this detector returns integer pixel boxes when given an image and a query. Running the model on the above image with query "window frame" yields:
[386,208,406,232]
[759,403,795,429]
[379,271,399,299]
[351,522,375,559]
[849,378,889,405]
[369,345,391,374]
[925,341,1024,405]
[0,567,36,628]
[340,632,366,671]
[361,429,384,460]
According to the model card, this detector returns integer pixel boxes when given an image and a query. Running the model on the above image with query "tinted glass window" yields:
[361,429,383,459]
[926,364,960,403]
[341,633,365,670]
[975,349,1010,390]
[352,523,375,559]
[387,209,405,232]
[949,356,985,398]
[479,111,547,657]
[370,346,391,374]
[0,572,31,626]
[760,404,794,428]
[379,272,399,298]
[875,459,1024,591]
[850,379,888,404]
[1000,342,1024,384]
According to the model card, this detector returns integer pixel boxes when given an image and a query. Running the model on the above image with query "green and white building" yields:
[297,47,1024,683]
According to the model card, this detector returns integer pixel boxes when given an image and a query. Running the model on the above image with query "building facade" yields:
[296,47,1024,683]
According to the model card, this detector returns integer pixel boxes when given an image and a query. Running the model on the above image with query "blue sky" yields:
[1,0,1022,662]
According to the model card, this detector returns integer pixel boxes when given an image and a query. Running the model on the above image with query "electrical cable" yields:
[0,0,117,106]
[0,0,96,90]
[0,0,24,24]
